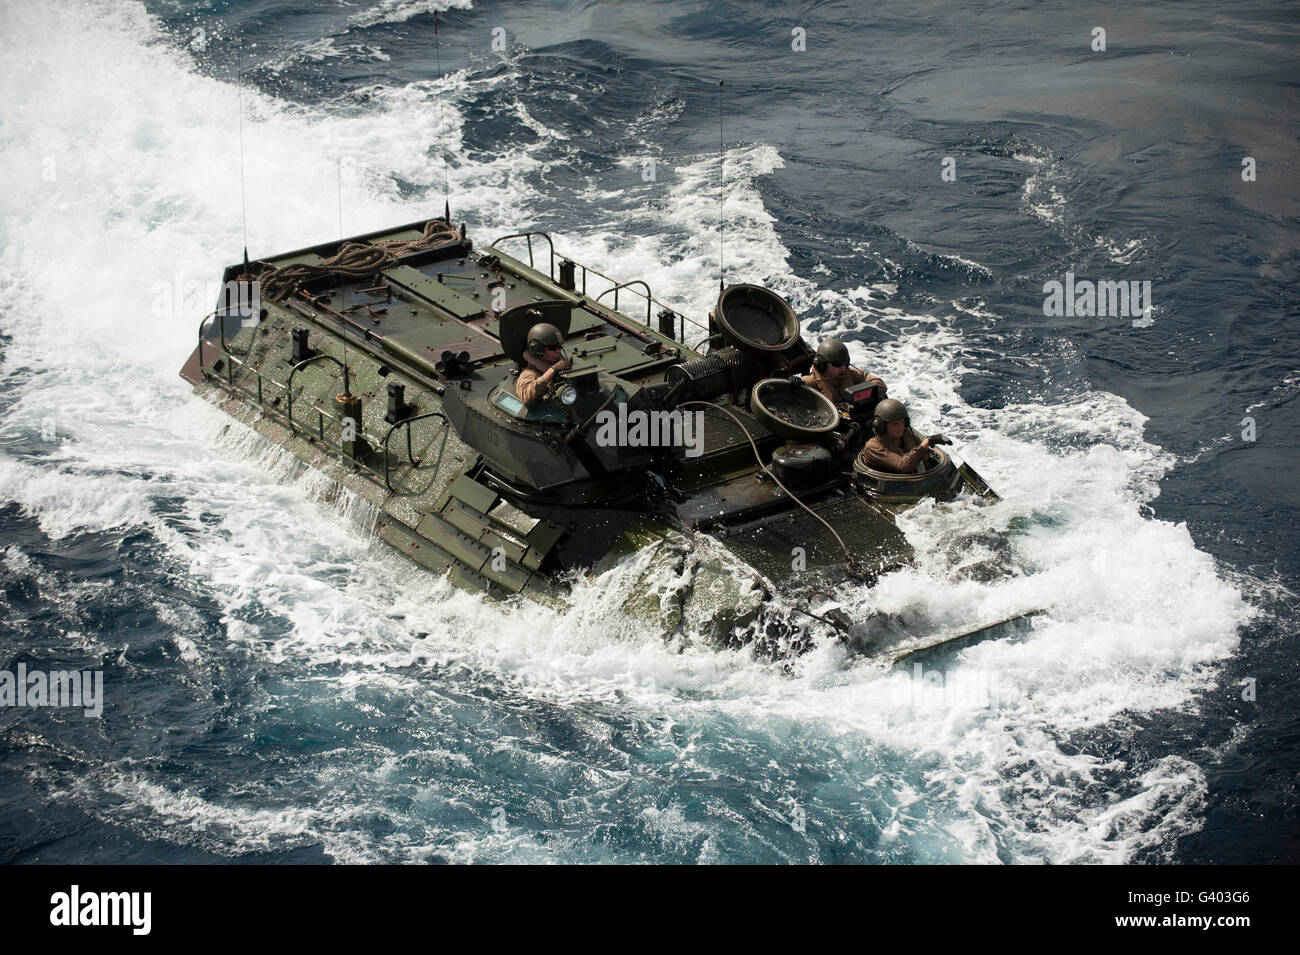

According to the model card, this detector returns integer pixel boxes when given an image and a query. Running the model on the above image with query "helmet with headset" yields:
[526,322,564,358]
[812,339,850,373]
[872,397,909,437]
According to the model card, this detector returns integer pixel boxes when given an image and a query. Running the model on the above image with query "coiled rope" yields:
[257,217,461,301]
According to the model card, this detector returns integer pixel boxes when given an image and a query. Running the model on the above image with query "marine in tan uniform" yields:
[857,398,950,474]
[515,322,571,407]
[801,339,887,404]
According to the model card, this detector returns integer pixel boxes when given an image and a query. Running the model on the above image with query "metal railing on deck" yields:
[594,280,654,323]
[489,232,556,283]
[383,411,449,492]
[195,312,450,494]
[488,232,711,344]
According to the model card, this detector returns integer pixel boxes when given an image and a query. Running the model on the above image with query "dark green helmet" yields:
[814,338,850,369]
[526,322,563,357]
[873,398,907,423]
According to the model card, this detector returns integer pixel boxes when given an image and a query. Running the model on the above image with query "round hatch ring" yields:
[750,377,840,442]
[714,284,800,353]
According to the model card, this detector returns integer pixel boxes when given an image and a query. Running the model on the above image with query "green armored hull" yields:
[181,216,989,646]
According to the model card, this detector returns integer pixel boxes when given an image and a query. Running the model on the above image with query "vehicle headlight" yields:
[559,385,578,406]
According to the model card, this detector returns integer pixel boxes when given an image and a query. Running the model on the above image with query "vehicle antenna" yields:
[436,10,450,222]
[238,82,249,272]
[338,156,351,397]
[718,79,725,293]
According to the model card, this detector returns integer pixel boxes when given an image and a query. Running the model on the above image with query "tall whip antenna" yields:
[436,10,450,222]
[718,79,725,292]
[238,82,251,278]
[338,156,351,393]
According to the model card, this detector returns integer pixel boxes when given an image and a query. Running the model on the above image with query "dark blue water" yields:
[1,0,1296,863]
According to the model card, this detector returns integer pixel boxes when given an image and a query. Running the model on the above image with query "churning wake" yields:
[0,0,1253,863]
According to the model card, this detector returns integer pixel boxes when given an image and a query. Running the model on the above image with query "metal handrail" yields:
[594,280,654,325]
[196,283,260,358]
[198,338,342,445]
[576,261,710,340]
[382,411,450,491]
[286,354,350,438]
[198,328,285,399]
[488,232,710,343]
[197,332,445,493]
[488,231,555,278]
[197,309,248,387]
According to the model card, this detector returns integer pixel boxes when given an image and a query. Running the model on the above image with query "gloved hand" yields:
[927,433,952,446]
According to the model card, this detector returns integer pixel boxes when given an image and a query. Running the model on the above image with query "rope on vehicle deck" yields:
[257,217,462,301]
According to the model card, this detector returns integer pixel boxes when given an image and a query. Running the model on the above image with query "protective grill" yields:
[722,492,911,584]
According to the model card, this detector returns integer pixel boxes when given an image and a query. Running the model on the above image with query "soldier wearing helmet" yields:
[802,338,887,406]
[857,398,950,473]
[515,322,571,407]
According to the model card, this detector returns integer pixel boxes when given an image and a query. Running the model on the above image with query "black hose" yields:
[677,400,871,582]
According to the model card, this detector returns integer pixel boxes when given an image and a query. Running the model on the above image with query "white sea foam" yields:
[348,0,471,31]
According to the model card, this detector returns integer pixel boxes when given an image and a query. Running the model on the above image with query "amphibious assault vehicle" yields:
[180,216,1002,651]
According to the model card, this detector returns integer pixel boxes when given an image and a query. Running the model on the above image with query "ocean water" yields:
[0,0,1296,864]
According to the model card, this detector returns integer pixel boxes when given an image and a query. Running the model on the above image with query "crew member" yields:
[858,398,950,474]
[515,322,571,407]
[802,338,887,404]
